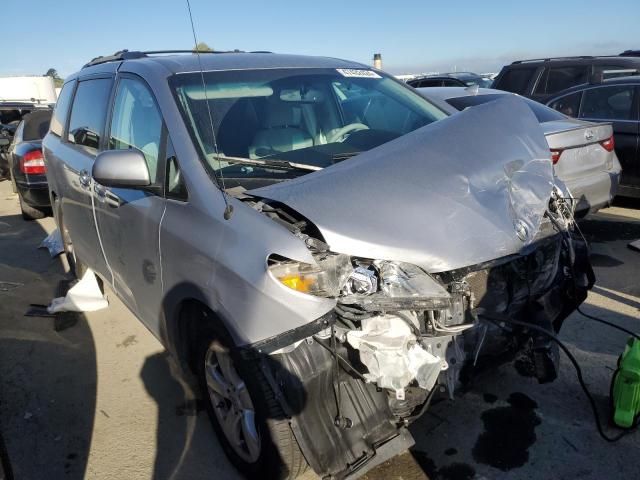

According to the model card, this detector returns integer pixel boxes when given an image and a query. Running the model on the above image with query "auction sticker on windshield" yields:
[336,69,381,78]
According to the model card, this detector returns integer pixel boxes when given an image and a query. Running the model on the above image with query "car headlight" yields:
[269,254,451,309]
[345,261,451,311]
[268,253,353,297]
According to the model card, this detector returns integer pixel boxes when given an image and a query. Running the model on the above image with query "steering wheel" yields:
[327,123,369,143]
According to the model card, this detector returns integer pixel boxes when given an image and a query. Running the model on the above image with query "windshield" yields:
[446,93,566,123]
[170,68,446,188]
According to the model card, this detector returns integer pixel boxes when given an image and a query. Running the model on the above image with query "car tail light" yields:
[599,135,615,152]
[20,149,46,175]
[550,149,563,165]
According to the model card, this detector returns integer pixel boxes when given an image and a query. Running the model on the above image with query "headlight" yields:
[268,253,352,297]
[344,261,451,311]
[346,266,378,295]
[269,253,451,310]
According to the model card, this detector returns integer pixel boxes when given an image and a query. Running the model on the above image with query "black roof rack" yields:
[82,49,254,69]
[511,56,595,64]
[83,50,147,68]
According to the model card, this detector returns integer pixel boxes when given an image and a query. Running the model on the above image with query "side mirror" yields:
[92,149,150,188]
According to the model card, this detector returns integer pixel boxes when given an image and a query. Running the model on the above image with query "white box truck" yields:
[0,76,57,104]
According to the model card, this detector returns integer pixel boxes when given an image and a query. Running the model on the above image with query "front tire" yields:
[197,325,308,479]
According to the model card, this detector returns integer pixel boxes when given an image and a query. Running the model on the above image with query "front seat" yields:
[249,101,313,158]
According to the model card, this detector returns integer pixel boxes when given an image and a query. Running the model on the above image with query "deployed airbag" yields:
[346,315,444,396]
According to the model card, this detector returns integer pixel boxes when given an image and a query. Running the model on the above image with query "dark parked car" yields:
[546,75,640,198]
[7,109,52,219]
[0,102,52,179]
[408,75,467,88]
[493,56,640,103]
[408,72,492,89]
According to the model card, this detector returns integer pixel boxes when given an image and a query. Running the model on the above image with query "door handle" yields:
[79,169,91,188]
[104,190,122,208]
[94,183,121,208]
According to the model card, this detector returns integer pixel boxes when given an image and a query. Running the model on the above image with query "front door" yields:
[92,75,166,332]
[57,77,114,278]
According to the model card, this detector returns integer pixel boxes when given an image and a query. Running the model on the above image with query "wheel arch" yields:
[161,283,231,376]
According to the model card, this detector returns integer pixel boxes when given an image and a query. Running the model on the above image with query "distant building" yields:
[373,53,382,70]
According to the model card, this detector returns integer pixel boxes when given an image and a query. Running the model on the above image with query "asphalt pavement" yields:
[1,176,639,480]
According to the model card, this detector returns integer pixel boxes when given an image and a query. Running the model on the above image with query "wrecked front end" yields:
[249,222,593,479]
[242,97,594,479]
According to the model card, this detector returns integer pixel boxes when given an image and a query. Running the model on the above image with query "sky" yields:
[3,0,638,78]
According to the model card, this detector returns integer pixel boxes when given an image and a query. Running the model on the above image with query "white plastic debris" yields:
[38,229,64,257]
[47,269,108,314]
[346,315,444,393]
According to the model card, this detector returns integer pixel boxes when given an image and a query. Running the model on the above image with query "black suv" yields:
[493,56,640,103]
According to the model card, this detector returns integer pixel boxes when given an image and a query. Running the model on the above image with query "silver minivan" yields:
[43,51,594,479]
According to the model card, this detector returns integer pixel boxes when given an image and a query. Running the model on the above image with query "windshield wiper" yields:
[214,155,323,172]
[332,151,362,162]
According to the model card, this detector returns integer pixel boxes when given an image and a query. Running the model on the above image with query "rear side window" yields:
[22,110,53,141]
[579,85,635,120]
[67,78,112,153]
[409,79,444,88]
[50,81,75,137]
[600,65,640,80]
[109,78,163,183]
[535,66,589,95]
[496,68,535,94]
[548,92,582,117]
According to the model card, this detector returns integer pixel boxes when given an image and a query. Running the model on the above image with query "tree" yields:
[194,42,213,52]
[45,68,64,88]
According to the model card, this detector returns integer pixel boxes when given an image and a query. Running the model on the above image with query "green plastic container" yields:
[612,338,640,428]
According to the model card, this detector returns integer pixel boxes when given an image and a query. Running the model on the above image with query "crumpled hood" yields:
[250,96,556,273]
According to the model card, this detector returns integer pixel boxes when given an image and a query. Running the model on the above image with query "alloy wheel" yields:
[204,347,261,463]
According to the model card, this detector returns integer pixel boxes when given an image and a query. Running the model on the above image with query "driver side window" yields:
[109,78,163,183]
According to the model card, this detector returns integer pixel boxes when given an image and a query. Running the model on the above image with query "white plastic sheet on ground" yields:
[346,315,444,398]
[38,229,64,257]
[47,269,108,314]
